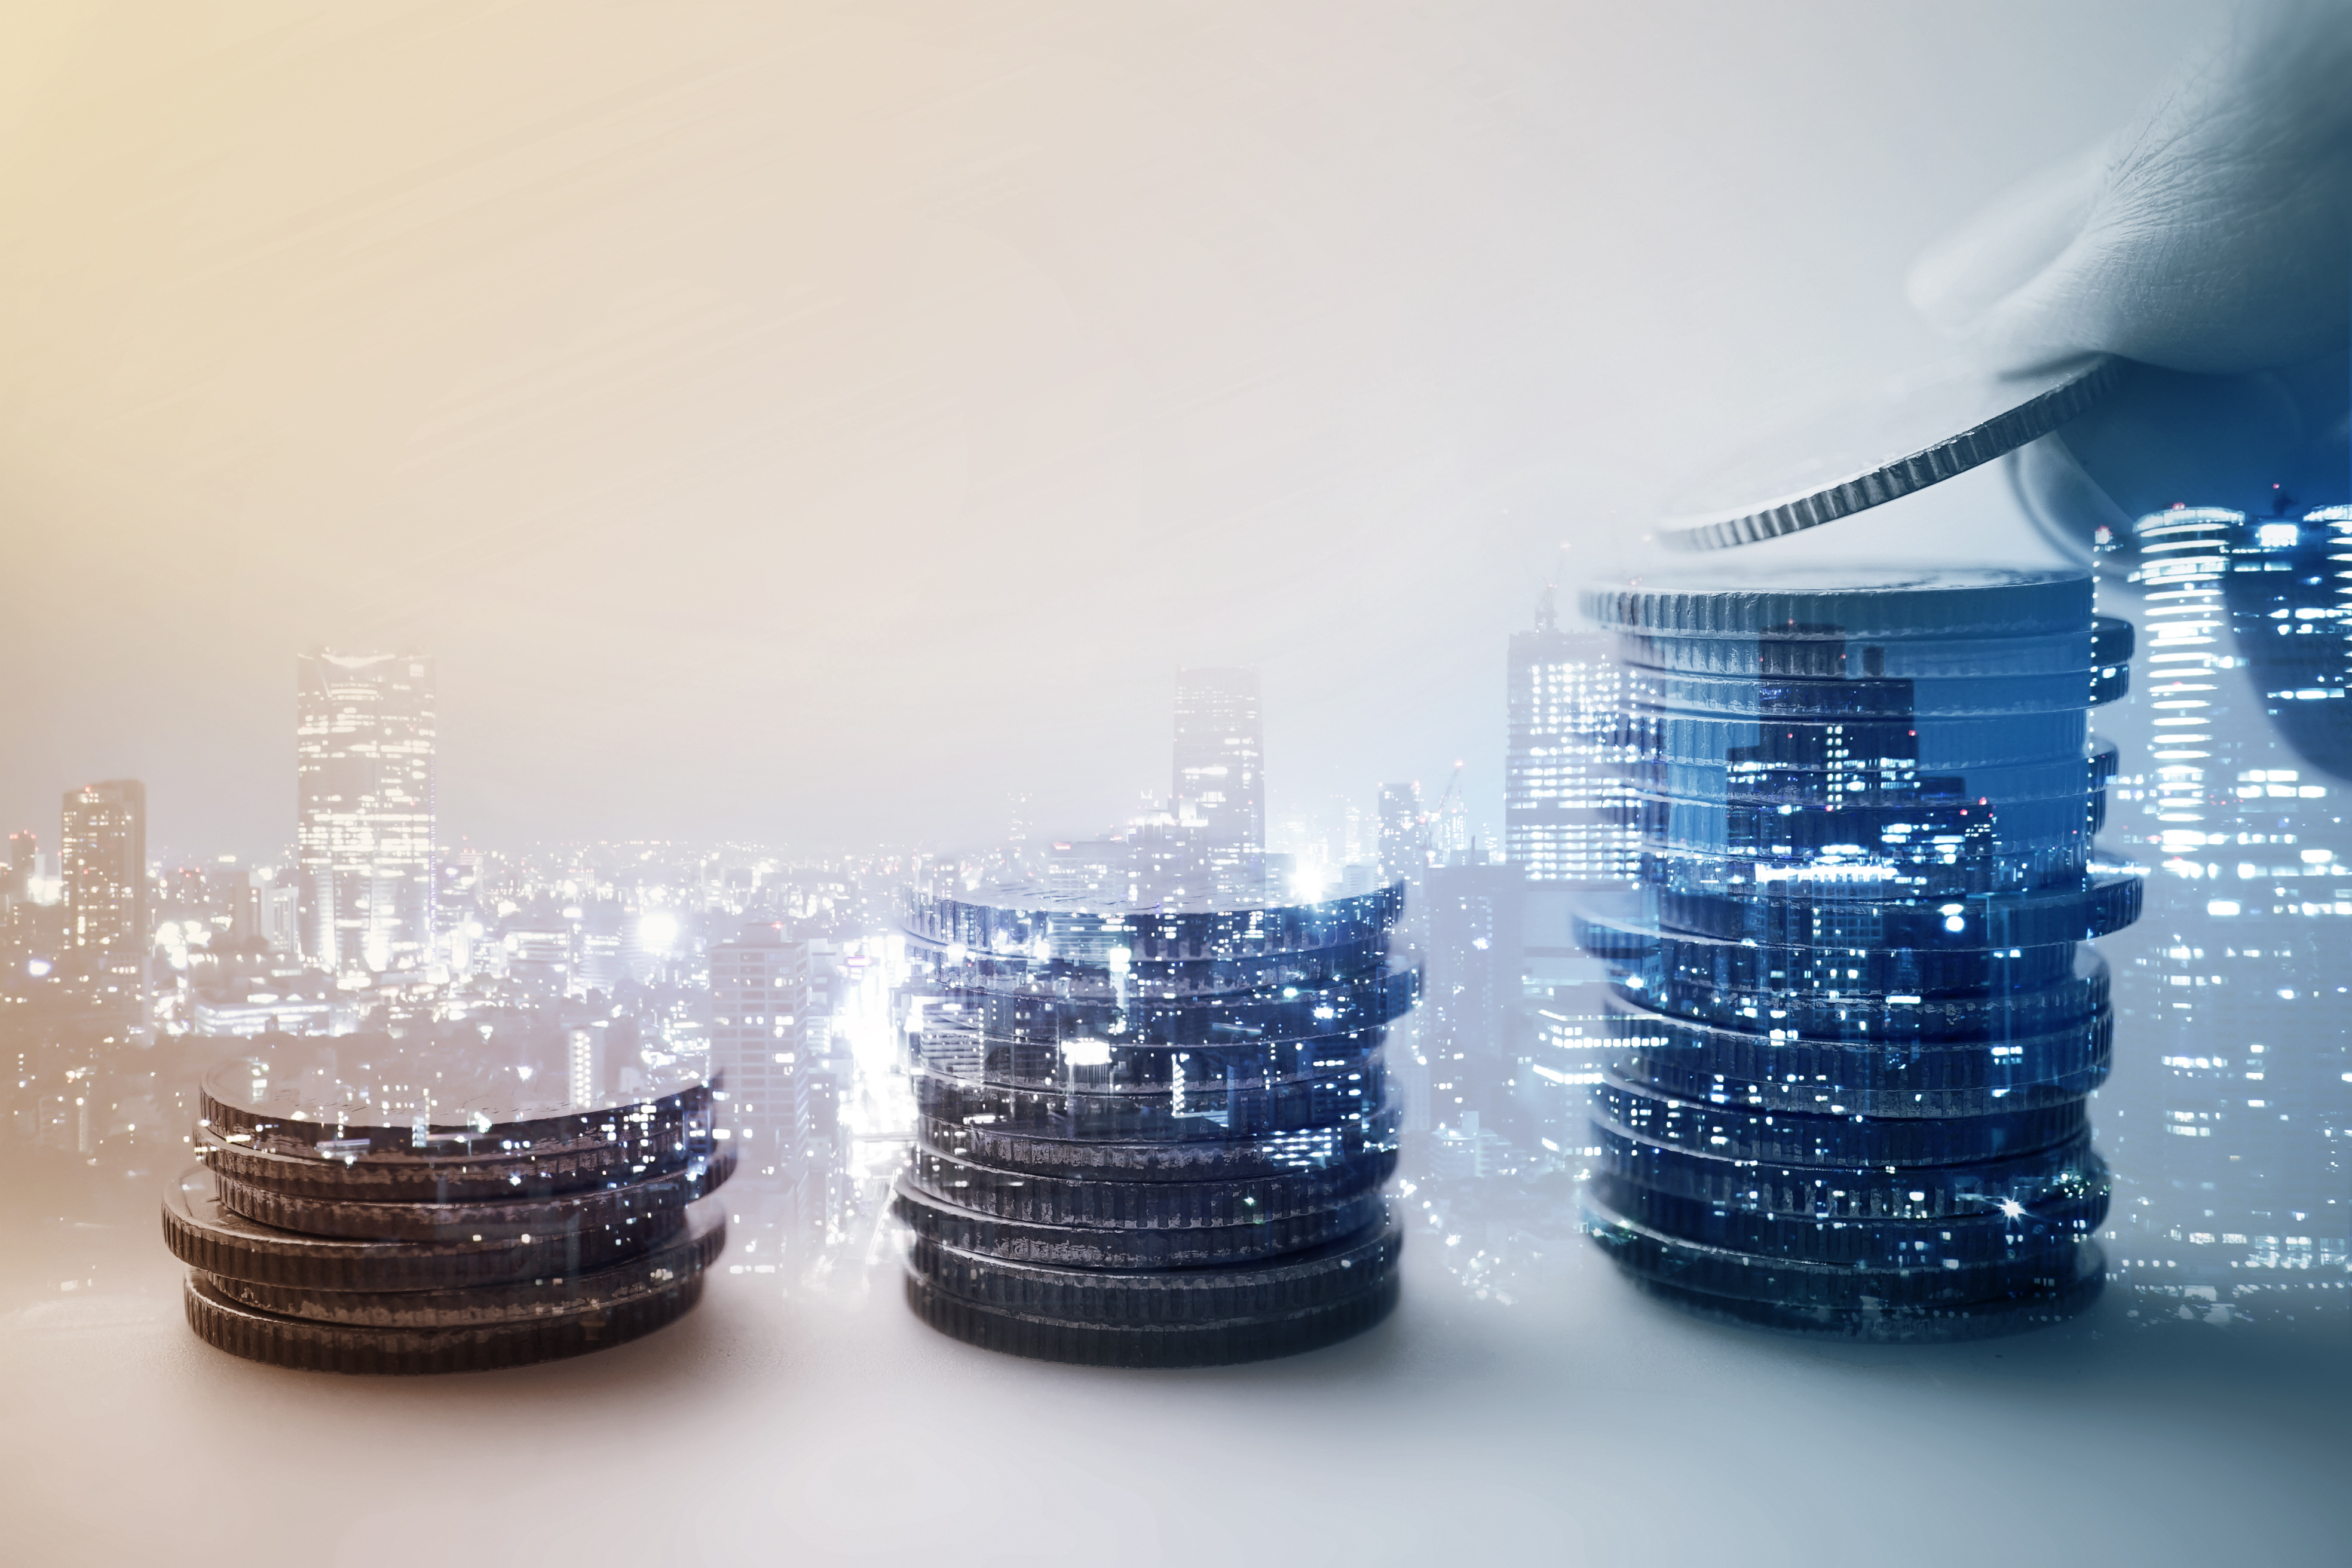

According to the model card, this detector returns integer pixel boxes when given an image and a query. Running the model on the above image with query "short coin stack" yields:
[1574,565,2139,1339]
[167,1046,733,1373]
[895,885,1412,1366]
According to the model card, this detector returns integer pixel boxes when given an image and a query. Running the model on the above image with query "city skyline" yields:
[0,5,2341,1560]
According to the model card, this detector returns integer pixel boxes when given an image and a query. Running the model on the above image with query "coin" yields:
[193,1120,708,1203]
[1590,1173,2106,1269]
[1593,1074,2088,1168]
[904,1144,1394,1229]
[163,1164,682,1290]
[906,1218,1402,1326]
[1582,565,2093,640]
[1584,1189,2101,1311]
[1639,868,2139,948]
[902,1272,1398,1368]
[917,1108,1401,1184]
[183,1268,705,1375]
[1655,356,2132,551]
[209,1147,733,1242]
[200,1052,712,1163]
[1594,1122,2105,1222]
[194,1199,727,1327]
[891,1174,1387,1268]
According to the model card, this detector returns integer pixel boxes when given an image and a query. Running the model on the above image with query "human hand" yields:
[1907,0,2348,525]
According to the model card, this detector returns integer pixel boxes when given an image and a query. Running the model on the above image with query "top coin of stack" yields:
[895,884,1413,1366]
[1573,564,2139,1339]
[167,1042,733,1374]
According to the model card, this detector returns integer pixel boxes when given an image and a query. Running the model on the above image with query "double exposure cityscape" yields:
[4,8,2347,1563]
[7,501,2344,1353]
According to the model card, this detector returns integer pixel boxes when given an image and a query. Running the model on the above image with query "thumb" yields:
[1906,146,2104,344]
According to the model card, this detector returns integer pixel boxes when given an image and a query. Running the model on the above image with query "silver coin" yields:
[1658,355,2132,551]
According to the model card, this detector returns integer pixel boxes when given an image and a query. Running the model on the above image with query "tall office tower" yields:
[4,829,30,898]
[2097,504,2352,1314]
[1,829,29,948]
[1172,667,1264,899]
[61,780,149,1015]
[231,868,301,956]
[436,849,483,970]
[789,939,846,1230]
[296,651,436,976]
[709,926,797,1185]
[1576,566,2136,1337]
[1375,781,1423,882]
[1506,587,1639,884]
[1419,863,1523,1134]
[896,881,1411,1364]
[1502,591,1645,1160]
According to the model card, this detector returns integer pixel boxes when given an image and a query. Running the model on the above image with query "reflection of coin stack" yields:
[895,887,1413,1366]
[1574,567,2139,1339]
[166,1052,733,1373]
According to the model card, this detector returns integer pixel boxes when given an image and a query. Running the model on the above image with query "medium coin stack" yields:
[167,1048,733,1374]
[1573,565,2139,1339]
[895,885,1412,1366]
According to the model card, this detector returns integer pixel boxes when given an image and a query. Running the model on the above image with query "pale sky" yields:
[0,1,2219,860]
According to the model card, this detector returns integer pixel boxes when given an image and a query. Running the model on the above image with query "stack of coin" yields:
[167,1050,733,1373]
[895,886,1412,1366]
[1573,565,2139,1339]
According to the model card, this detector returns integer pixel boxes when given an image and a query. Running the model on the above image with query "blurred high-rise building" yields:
[1420,862,1523,1134]
[62,782,146,953]
[1503,588,1642,1160]
[1172,666,1264,898]
[60,779,148,1017]
[2100,504,2352,1310]
[1505,587,1638,884]
[4,829,32,899]
[2,828,33,948]
[709,927,841,1214]
[231,867,301,956]
[1376,780,1423,883]
[296,651,436,976]
[436,849,483,970]
[709,925,796,1183]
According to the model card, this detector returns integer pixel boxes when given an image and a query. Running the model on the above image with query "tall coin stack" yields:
[1573,565,2140,1338]
[167,1048,733,1373]
[895,886,1412,1365]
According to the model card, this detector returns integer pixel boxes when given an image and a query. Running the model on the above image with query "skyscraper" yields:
[1375,780,1423,883]
[231,867,300,956]
[709,927,840,1212]
[2098,504,2351,1312]
[709,925,795,1184]
[2,829,33,948]
[61,780,147,1006]
[1505,587,1638,884]
[4,829,32,899]
[296,651,436,976]
[1172,667,1264,898]
[1419,862,1523,1133]
[1503,589,1642,1157]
